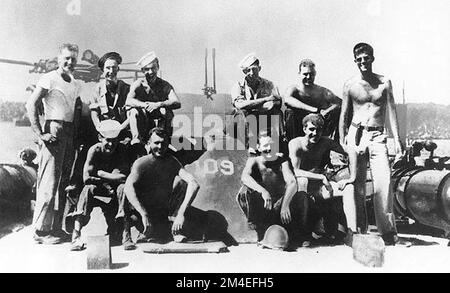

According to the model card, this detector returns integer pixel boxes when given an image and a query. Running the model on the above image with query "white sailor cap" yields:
[136,51,158,68]
[238,53,259,69]
[98,119,121,139]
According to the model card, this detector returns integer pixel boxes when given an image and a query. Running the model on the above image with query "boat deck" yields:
[0,208,449,273]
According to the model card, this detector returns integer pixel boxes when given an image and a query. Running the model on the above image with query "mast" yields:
[212,48,216,92]
[402,80,405,104]
[204,48,208,89]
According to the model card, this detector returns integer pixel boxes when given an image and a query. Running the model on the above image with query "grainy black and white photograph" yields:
[0,0,450,275]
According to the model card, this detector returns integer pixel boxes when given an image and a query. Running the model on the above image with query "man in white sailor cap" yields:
[231,53,284,154]
[70,120,135,251]
[126,51,181,149]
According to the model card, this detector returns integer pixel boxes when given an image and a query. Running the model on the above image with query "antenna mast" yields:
[212,48,216,92]
[202,48,217,99]
[204,48,208,90]
[402,80,405,104]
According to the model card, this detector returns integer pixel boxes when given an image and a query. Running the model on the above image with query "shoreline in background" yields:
[0,121,36,164]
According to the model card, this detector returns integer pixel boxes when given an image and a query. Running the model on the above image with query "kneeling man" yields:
[70,120,133,251]
[289,114,352,245]
[124,127,200,243]
[238,130,314,248]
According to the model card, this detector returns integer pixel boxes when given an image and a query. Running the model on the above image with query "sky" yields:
[0,0,449,104]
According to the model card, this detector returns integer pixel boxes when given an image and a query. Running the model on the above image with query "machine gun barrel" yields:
[0,58,34,67]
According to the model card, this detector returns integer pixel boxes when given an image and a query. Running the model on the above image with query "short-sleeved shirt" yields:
[87,143,131,179]
[231,77,280,115]
[133,77,173,103]
[89,79,130,123]
[250,153,287,199]
[132,153,182,210]
[132,77,175,118]
[35,70,81,122]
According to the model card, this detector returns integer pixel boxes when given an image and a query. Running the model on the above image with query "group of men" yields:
[26,41,405,251]
[233,43,404,247]
[27,44,194,250]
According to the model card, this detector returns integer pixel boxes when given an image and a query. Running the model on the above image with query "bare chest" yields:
[350,82,386,105]
[295,88,328,107]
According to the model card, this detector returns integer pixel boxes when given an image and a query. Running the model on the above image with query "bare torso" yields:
[251,155,286,198]
[289,136,335,172]
[346,73,389,127]
[288,84,335,110]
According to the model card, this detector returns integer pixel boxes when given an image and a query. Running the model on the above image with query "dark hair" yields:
[298,59,316,73]
[353,43,374,58]
[98,52,122,71]
[302,113,324,128]
[149,127,169,141]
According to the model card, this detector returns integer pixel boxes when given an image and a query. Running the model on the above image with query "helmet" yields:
[261,225,289,250]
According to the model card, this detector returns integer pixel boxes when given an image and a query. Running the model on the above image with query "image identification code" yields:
[220,277,274,288]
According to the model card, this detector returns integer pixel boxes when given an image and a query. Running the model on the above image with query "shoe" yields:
[33,232,62,245]
[395,237,413,247]
[381,232,396,246]
[331,232,346,246]
[173,234,187,243]
[70,237,85,251]
[299,240,311,248]
[136,232,148,244]
[122,229,136,250]
[70,230,84,251]
[316,235,341,246]
[51,229,71,243]
[343,229,354,247]
[122,238,136,251]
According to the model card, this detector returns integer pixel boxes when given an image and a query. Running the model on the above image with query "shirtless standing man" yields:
[339,43,404,245]
[284,59,341,141]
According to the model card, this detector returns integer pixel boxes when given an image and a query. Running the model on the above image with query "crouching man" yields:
[238,130,313,249]
[289,114,352,246]
[124,127,200,243]
[70,120,133,251]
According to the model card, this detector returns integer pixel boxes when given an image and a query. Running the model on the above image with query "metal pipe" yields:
[212,48,216,91]
[204,48,208,88]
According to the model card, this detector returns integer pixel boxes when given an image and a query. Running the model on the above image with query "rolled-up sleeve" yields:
[88,85,100,110]
[271,83,281,100]
[36,73,51,90]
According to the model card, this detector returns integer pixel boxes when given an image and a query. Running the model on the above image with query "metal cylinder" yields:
[399,169,450,232]
[392,167,423,217]
[335,165,450,233]
[0,164,36,218]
